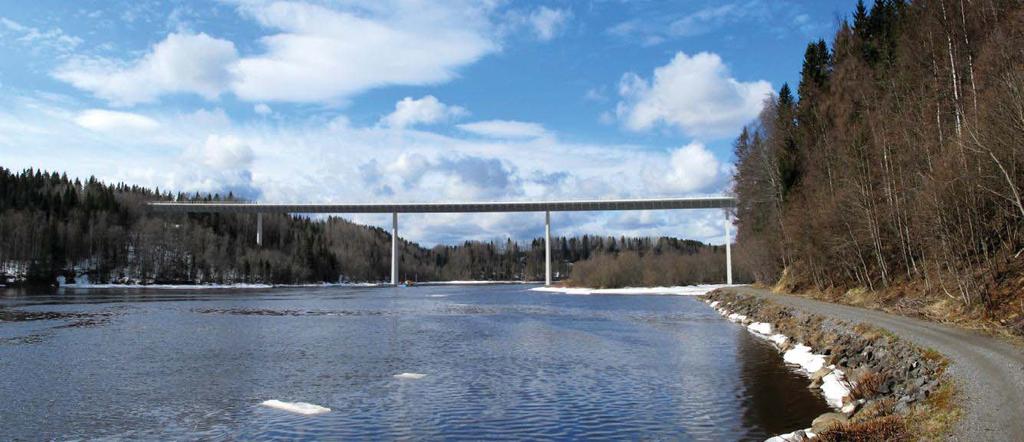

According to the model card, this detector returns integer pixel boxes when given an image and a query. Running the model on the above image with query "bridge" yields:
[147,197,737,286]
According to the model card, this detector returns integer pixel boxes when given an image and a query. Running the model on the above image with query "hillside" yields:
[732,0,1024,335]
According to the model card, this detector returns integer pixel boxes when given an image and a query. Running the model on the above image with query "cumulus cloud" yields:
[380,95,467,128]
[362,153,521,200]
[615,51,772,138]
[529,7,571,41]
[457,120,548,139]
[656,141,729,193]
[74,109,159,131]
[179,134,260,199]
[53,32,238,106]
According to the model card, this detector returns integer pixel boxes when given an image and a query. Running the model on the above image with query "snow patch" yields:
[783,344,827,374]
[769,334,789,346]
[747,322,772,335]
[394,372,426,380]
[766,428,816,442]
[727,313,748,323]
[261,399,331,415]
[821,369,851,408]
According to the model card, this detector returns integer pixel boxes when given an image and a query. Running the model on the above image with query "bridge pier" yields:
[545,211,551,286]
[391,212,398,286]
[725,212,732,285]
[256,213,263,247]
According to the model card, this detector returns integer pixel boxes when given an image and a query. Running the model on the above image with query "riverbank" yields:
[717,286,1024,441]
[704,289,958,441]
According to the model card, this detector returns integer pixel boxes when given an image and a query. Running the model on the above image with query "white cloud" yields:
[195,134,253,169]
[657,141,728,193]
[615,51,772,138]
[53,32,238,106]
[74,109,159,131]
[179,134,259,198]
[253,103,272,116]
[457,120,548,139]
[53,2,498,106]
[529,7,571,41]
[380,95,466,128]
[229,1,497,103]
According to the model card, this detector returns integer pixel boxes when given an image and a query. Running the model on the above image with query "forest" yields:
[732,0,1024,329]
[0,167,735,286]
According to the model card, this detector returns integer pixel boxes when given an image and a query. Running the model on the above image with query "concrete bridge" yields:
[147,197,736,286]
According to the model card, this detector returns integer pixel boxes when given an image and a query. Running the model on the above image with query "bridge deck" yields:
[146,197,735,214]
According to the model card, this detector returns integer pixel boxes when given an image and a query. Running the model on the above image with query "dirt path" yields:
[721,286,1024,441]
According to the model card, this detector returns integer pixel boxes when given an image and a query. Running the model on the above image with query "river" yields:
[0,284,829,440]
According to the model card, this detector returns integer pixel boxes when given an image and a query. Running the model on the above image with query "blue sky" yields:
[0,0,859,245]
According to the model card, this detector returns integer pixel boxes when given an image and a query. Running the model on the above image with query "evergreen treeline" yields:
[0,167,730,286]
[732,0,1024,316]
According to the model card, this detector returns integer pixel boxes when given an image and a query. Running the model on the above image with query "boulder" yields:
[811,412,848,433]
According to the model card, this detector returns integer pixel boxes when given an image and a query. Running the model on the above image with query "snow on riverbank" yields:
[530,284,730,296]
[704,298,854,440]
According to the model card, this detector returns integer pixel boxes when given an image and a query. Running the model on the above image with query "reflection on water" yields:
[0,285,829,440]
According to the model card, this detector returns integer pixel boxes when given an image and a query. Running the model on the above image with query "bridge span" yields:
[147,197,736,286]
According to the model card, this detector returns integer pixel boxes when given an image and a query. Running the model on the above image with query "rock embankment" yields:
[704,290,948,440]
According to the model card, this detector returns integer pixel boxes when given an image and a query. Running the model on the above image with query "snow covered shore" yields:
[706,298,852,441]
[530,284,730,296]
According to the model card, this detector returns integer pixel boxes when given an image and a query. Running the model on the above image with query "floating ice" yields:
[427,294,449,298]
[394,372,426,380]
[261,399,331,415]
[747,322,772,335]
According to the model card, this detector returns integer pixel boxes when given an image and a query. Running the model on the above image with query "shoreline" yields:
[704,289,955,440]
[42,280,541,290]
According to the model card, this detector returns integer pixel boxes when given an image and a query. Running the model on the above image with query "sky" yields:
[0,0,860,246]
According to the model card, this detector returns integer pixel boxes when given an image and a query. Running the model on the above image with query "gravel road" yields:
[721,286,1024,441]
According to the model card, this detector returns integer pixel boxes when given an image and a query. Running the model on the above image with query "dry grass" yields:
[849,371,887,400]
[904,375,962,441]
[817,415,908,441]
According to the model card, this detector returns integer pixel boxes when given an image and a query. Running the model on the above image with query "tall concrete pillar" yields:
[256,213,263,247]
[391,212,398,286]
[545,210,551,286]
[725,213,733,285]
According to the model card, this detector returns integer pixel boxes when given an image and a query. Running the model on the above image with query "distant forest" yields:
[732,0,1023,316]
[0,167,737,286]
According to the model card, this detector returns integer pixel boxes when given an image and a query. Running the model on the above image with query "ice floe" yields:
[260,399,331,415]
[530,284,728,296]
[393,372,426,380]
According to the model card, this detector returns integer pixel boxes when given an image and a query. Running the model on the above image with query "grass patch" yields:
[904,375,962,441]
[817,415,907,441]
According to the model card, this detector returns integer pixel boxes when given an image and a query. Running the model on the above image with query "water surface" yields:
[0,285,829,440]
